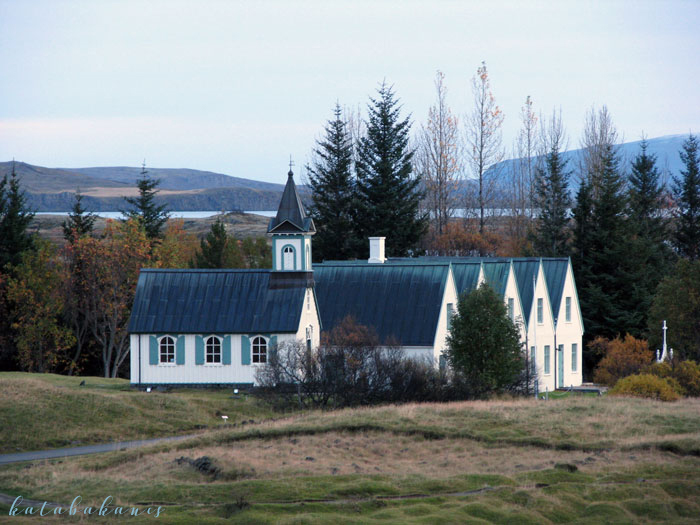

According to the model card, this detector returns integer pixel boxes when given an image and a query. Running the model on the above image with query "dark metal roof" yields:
[542,258,568,324]
[451,262,482,298]
[313,263,449,347]
[128,270,305,334]
[267,170,315,234]
[512,259,541,326]
[481,261,510,298]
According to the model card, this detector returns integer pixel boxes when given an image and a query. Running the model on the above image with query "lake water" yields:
[35,210,278,219]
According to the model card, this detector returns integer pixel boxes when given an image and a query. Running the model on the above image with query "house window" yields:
[508,298,514,321]
[565,297,572,322]
[307,289,310,311]
[447,303,454,330]
[537,298,543,324]
[571,343,578,372]
[252,336,267,364]
[306,326,312,352]
[205,336,221,364]
[282,245,295,270]
[530,346,536,375]
[544,345,551,374]
[159,336,175,364]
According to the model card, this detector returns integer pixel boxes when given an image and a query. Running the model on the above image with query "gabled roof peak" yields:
[267,169,316,234]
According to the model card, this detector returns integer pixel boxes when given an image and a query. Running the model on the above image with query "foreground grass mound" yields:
[0,372,281,453]
[1,395,700,523]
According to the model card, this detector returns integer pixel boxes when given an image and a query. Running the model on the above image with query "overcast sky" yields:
[1,0,698,183]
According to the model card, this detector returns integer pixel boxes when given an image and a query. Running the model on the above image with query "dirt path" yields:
[0,434,198,466]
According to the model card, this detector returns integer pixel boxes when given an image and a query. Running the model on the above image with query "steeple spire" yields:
[267,167,316,234]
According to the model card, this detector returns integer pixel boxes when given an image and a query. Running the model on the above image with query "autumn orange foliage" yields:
[592,334,654,386]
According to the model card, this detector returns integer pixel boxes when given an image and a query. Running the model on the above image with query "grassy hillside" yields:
[0,373,283,453]
[1,373,699,523]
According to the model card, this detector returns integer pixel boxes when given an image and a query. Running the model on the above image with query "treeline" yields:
[307,64,700,376]
[0,165,271,377]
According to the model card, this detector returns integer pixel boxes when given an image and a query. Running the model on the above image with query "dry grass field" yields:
[1,374,700,523]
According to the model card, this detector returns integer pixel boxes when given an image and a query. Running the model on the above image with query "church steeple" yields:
[267,169,316,235]
[268,168,315,275]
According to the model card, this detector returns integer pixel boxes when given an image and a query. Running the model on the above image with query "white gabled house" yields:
[542,258,585,390]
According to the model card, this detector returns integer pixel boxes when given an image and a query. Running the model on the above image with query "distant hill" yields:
[69,166,286,192]
[1,134,692,212]
[0,162,303,212]
[488,134,690,199]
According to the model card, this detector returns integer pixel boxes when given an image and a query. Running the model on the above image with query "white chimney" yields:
[368,237,386,264]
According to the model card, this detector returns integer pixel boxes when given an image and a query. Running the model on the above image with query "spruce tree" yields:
[445,284,524,398]
[191,219,244,269]
[63,190,97,243]
[307,103,361,261]
[581,145,636,338]
[0,163,35,269]
[123,162,169,240]
[571,178,594,295]
[627,139,674,334]
[532,131,571,256]
[674,134,700,260]
[355,83,428,258]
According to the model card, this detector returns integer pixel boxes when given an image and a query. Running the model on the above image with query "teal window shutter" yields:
[176,336,185,365]
[195,336,204,365]
[149,336,158,365]
[222,335,231,365]
[241,335,251,365]
[269,335,278,360]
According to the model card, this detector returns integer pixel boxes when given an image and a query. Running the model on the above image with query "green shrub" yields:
[609,374,680,402]
[674,361,700,397]
[644,360,700,397]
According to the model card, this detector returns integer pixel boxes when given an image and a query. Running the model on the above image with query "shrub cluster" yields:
[255,317,497,408]
[592,335,653,386]
[609,374,680,402]
[643,360,700,397]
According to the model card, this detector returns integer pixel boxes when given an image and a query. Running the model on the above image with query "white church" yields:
[129,169,584,392]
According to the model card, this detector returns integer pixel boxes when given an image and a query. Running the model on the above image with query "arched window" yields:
[282,245,295,270]
[159,336,175,363]
[205,336,221,364]
[252,336,267,363]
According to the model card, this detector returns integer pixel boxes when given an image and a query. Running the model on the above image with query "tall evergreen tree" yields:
[355,83,427,257]
[123,162,169,240]
[627,139,674,335]
[673,134,700,260]
[63,190,97,243]
[0,163,35,269]
[191,219,244,269]
[532,111,571,256]
[579,145,637,340]
[307,103,361,261]
[571,177,594,290]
